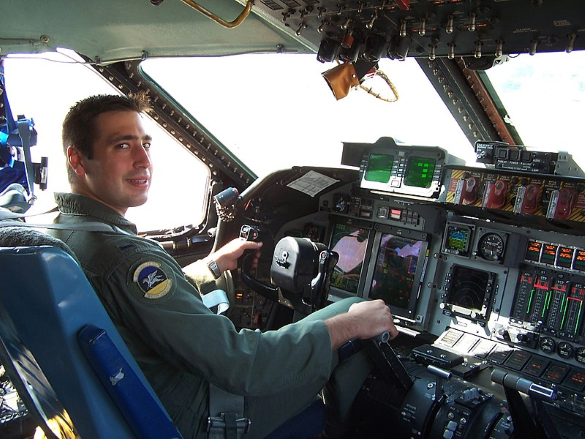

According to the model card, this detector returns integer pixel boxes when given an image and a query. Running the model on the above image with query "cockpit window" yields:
[141,54,475,176]
[3,50,209,232]
[484,51,585,170]
[7,50,581,233]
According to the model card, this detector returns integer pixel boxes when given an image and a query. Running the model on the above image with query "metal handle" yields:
[180,0,254,29]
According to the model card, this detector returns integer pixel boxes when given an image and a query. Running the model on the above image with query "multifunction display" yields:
[359,144,447,198]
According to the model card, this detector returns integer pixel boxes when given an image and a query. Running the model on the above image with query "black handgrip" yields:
[365,333,413,393]
[240,250,279,302]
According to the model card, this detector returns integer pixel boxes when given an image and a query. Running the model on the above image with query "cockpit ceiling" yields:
[0,0,311,60]
[1,0,584,62]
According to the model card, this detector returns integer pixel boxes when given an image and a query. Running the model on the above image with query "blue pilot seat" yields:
[0,226,182,438]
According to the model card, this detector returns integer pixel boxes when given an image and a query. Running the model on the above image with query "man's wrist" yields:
[324,314,360,351]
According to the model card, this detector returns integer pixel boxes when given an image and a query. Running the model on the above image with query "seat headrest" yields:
[0,225,80,264]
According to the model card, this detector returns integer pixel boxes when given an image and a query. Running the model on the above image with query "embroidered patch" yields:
[133,261,173,299]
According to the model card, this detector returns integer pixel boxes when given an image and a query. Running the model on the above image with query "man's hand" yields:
[347,300,398,339]
[205,238,263,274]
[324,299,398,350]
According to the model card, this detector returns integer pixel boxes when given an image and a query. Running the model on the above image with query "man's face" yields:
[68,110,153,215]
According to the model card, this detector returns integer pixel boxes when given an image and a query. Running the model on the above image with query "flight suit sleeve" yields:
[100,248,336,397]
[183,259,235,307]
[183,259,231,295]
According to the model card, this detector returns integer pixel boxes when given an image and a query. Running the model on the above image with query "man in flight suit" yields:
[52,93,398,439]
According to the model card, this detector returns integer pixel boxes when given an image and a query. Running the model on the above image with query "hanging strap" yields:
[202,293,250,438]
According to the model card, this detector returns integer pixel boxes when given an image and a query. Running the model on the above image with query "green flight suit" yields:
[51,193,371,439]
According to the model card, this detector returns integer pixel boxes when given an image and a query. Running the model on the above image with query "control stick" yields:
[365,331,413,393]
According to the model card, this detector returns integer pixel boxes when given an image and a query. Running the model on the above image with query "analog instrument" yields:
[478,233,505,261]
[558,341,574,359]
[539,336,556,354]
[575,347,585,365]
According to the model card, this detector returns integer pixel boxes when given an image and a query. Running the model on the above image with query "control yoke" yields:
[239,225,338,315]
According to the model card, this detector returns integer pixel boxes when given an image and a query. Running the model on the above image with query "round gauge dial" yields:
[478,233,505,261]
[575,347,585,364]
[539,336,556,354]
[557,341,574,359]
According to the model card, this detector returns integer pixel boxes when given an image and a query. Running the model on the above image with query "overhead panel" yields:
[247,0,585,63]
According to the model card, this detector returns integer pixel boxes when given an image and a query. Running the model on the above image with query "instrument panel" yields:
[309,169,585,435]
[231,138,585,437]
[339,141,585,435]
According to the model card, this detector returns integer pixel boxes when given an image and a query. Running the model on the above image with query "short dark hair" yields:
[62,93,151,182]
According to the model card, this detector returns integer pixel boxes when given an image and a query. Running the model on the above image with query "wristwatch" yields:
[207,259,221,279]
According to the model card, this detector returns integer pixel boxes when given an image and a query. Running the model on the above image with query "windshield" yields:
[484,51,585,168]
[5,50,585,232]
[142,55,475,176]
[142,51,585,176]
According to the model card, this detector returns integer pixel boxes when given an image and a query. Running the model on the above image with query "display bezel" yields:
[362,224,429,321]
[326,215,375,300]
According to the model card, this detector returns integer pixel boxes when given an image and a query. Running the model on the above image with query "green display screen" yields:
[405,156,436,188]
[364,154,394,183]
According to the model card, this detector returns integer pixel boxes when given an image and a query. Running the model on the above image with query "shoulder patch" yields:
[132,261,173,299]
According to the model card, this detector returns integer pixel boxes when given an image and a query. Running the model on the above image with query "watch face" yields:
[208,260,221,279]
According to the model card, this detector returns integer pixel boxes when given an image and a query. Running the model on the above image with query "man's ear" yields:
[67,146,86,176]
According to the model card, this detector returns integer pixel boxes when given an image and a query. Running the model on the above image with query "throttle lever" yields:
[375,331,390,344]
[365,331,413,393]
[427,364,451,402]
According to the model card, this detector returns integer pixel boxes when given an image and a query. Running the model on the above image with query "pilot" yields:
[51,93,398,439]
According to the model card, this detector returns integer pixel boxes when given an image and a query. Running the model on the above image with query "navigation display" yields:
[405,156,436,189]
[364,153,394,183]
[369,232,426,317]
[329,222,370,295]
[448,266,489,313]
[444,265,495,321]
